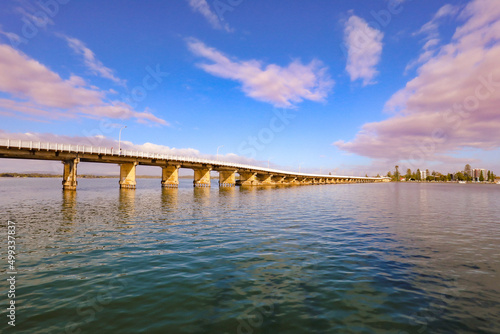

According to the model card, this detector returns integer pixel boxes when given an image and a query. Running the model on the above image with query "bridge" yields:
[0,138,383,190]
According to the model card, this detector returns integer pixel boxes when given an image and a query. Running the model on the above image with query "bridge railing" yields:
[0,138,380,180]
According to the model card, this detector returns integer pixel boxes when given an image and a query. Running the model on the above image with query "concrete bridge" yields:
[0,138,383,190]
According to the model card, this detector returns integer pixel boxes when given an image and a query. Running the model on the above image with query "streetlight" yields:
[118,125,127,155]
[299,163,302,173]
[216,145,224,160]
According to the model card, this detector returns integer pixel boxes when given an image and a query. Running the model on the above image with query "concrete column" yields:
[299,177,311,185]
[119,162,137,189]
[258,174,274,185]
[193,167,212,187]
[273,175,286,184]
[238,172,257,186]
[62,158,79,190]
[285,177,298,185]
[161,165,180,188]
[219,170,236,187]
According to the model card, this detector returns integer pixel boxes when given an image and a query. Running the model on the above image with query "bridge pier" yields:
[257,173,274,185]
[161,165,180,188]
[119,162,137,189]
[62,158,79,190]
[299,177,312,185]
[193,167,211,187]
[238,172,257,186]
[273,175,286,184]
[219,170,236,187]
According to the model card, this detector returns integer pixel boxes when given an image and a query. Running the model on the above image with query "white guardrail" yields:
[0,138,378,180]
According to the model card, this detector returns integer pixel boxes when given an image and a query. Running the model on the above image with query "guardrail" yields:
[0,138,379,180]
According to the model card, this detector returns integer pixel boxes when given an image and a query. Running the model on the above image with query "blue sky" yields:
[1,0,500,176]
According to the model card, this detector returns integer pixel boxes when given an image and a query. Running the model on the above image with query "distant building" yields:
[472,168,486,181]
[420,170,427,180]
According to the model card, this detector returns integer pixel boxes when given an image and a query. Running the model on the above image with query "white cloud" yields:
[63,36,126,86]
[186,38,333,107]
[335,0,500,172]
[186,0,232,32]
[344,15,384,86]
[0,43,166,125]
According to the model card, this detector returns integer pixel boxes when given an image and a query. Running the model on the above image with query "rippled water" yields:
[1,178,500,333]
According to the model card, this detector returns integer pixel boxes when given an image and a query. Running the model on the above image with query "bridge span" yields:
[0,139,384,190]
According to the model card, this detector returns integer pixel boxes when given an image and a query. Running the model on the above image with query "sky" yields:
[1,0,500,176]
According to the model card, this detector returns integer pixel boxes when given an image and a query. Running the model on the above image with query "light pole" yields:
[118,125,127,155]
[299,163,302,173]
[267,157,273,168]
[216,145,224,160]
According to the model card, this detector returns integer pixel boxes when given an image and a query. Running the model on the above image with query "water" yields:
[1,178,500,333]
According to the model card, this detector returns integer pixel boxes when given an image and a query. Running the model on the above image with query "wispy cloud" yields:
[0,43,166,125]
[15,6,54,28]
[416,4,460,38]
[344,15,384,86]
[406,4,460,71]
[335,0,500,168]
[186,0,232,32]
[0,26,23,46]
[186,38,333,108]
[63,36,126,86]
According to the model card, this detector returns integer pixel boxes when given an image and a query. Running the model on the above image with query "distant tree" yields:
[376,174,380,178]
[395,165,400,182]
[465,164,472,177]
[426,176,433,181]
[491,171,496,182]
[455,172,465,181]
[487,170,491,182]
[405,168,412,181]
[447,173,452,181]
[425,169,430,180]
[479,170,484,182]
[365,174,368,177]
[387,171,392,178]
[416,169,421,181]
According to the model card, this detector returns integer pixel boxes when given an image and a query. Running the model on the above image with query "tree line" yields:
[386,164,496,182]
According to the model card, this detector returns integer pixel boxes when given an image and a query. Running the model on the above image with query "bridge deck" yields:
[0,138,383,189]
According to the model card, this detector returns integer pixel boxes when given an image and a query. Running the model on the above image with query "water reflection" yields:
[218,186,236,199]
[61,189,77,223]
[118,188,136,219]
[193,187,211,206]
[239,185,258,195]
[161,187,178,212]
